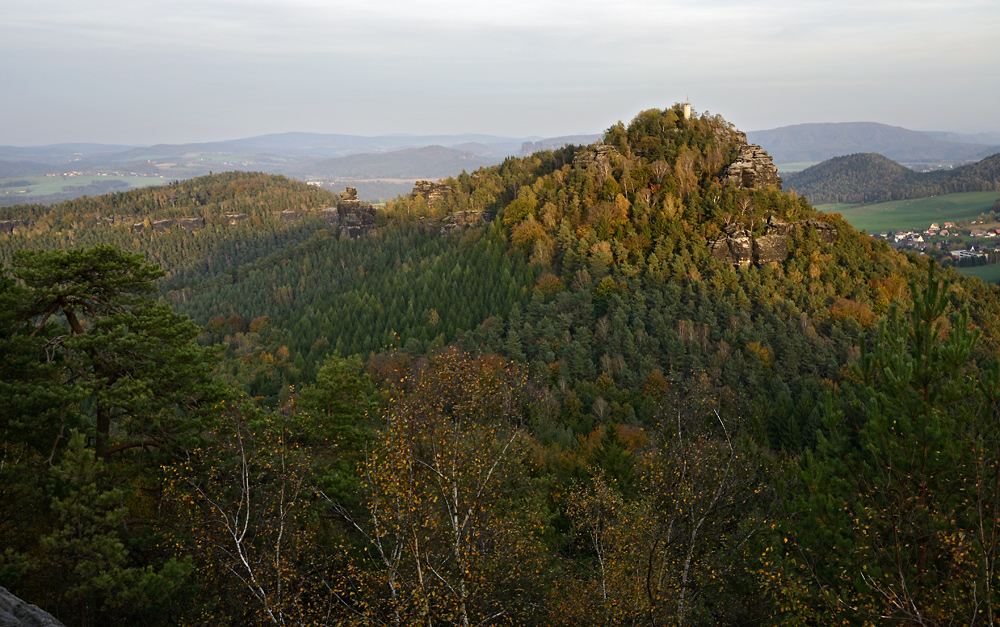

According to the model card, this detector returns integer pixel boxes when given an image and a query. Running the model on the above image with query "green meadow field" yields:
[956,264,1000,284]
[815,191,1000,234]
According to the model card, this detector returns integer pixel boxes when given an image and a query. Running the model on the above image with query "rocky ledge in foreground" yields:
[0,587,64,627]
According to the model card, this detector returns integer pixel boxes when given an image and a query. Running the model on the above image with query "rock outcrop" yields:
[132,217,207,233]
[337,187,376,238]
[573,144,618,169]
[439,209,493,234]
[412,180,451,204]
[711,217,838,267]
[320,207,339,226]
[0,219,29,234]
[723,134,782,190]
[0,587,64,627]
[223,213,248,225]
[711,229,756,267]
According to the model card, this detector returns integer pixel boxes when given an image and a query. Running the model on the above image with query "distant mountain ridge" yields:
[0,132,601,204]
[0,132,558,165]
[0,143,140,164]
[747,122,1000,166]
[784,152,1000,204]
[921,131,1000,146]
[15,121,1000,207]
[303,145,499,179]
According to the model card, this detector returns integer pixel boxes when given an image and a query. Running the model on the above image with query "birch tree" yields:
[330,350,547,627]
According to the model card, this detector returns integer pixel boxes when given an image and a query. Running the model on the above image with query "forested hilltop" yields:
[785,151,1000,204]
[3,104,1000,626]
[0,171,346,298]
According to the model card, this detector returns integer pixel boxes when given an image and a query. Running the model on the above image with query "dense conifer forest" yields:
[785,151,1000,204]
[2,105,999,626]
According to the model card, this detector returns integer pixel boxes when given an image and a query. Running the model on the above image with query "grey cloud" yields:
[1,0,997,144]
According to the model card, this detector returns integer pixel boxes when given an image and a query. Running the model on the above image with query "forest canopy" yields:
[2,105,1000,626]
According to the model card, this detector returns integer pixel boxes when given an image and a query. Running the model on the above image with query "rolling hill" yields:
[5,105,1000,626]
[785,151,1000,204]
[300,145,501,179]
[0,132,602,205]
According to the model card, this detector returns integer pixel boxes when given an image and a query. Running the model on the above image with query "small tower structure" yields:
[682,100,691,120]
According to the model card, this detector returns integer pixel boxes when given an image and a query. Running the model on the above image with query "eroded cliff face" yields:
[711,217,838,267]
[723,133,782,190]
[412,180,451,204]
[438,209,493,233]
[336,187,376,238]
[223,212,249,225]
[408,180,493,233]
[572,144,618,169]
[0,220,29,234]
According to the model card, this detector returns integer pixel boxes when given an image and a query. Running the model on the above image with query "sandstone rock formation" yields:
[337,187,375,238]
[320,207,339,226]
[223,213,248,225]
[711,229,756,266]
[573,144,618,169]
[0,587,64,627]
[439,209,493,234]
[132,217,206,233]
[723,136,782,190]
[412,180,451,204]
[0,219,29,234]
[711,216,838,267]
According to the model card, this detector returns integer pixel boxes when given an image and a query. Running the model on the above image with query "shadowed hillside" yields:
[786,152,1000,203]
[5,106,1000,627]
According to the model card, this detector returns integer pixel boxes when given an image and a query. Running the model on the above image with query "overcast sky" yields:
[2,0,998,146]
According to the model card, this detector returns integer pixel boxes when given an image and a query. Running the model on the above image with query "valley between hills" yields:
[2,104,1000,626]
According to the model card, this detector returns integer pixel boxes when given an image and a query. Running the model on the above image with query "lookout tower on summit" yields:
[682,101,691,120]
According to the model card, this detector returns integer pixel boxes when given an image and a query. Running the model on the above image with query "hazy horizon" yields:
[3,0,998,146]
[5,122,1000,152]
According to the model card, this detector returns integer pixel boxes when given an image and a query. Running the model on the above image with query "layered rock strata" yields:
[412,180,451,204]
[572,144,618,168]
[439,209,493,233]
[320,207,339,226]
[711,217,838,267]
[223,213,248,225]
[337,187,376,238]
[723,134,782,190]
